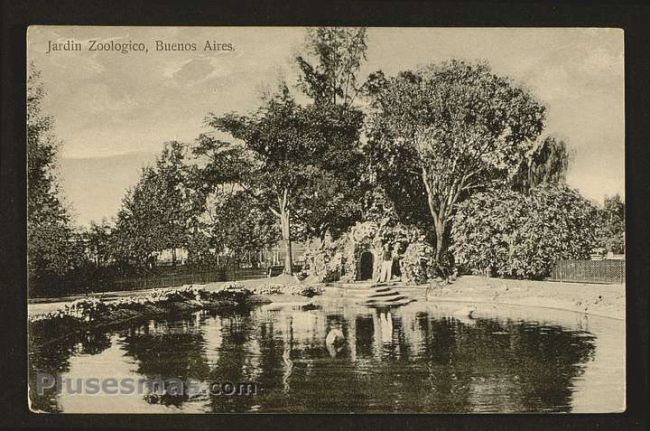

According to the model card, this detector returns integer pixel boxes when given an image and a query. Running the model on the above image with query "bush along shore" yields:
[29,282,324,345]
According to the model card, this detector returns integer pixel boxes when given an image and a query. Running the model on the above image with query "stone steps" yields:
[324,281,415,307]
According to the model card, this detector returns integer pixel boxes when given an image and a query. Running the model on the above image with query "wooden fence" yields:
[107,264,303,292]
[550,259,625,284]
[110,267,271,292]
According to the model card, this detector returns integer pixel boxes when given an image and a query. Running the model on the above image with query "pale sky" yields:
[27,26,625,226]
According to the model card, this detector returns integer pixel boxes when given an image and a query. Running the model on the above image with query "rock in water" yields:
[452,305,476,318]
[452,306,477,326]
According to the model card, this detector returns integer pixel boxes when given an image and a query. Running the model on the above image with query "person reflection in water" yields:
[372,308,394,359]
[378,310,393,345]
[326,320,346,358]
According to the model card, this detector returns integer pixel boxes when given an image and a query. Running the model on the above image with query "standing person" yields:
[392,243,402,281]
[378,243,393,282]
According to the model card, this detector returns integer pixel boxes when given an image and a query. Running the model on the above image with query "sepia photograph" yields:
[26,26,625,414]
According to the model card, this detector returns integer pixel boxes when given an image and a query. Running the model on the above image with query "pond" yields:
[28,300,625,413]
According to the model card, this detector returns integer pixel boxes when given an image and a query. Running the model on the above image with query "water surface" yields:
[29,300,625,413]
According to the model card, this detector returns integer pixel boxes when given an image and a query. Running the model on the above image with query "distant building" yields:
[155,248,189,265]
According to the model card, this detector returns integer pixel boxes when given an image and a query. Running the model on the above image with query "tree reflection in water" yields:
[28,328,112,412]
[29,303,598,413]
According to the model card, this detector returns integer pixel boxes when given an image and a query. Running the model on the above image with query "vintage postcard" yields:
[27,26,625,414]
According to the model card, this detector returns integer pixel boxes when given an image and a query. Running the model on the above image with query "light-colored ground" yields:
[28,274,625,320]
[417,275,625,320]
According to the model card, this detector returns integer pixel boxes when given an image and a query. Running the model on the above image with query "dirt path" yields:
[420,276,625,320]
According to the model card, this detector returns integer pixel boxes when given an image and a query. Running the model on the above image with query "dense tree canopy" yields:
[189,27,371,275]
[200,86,365,273]
[112,142,201,267]
[596,194,625,254]
[28,27,616,290]
[207,192,280,265]
[451,185,599,279]
[27,68,80,283]
[365,60,547,269]
[112,166,164,266]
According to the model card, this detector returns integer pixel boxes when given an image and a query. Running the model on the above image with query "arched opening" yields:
[391,257,401,279]
[358,251,374,281]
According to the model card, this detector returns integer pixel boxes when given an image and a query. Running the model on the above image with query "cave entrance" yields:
[358,251,374,281]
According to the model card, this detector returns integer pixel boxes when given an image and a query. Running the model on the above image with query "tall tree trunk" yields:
[434,218,445,267]
[280,209,293,274]
[422,166,447,271]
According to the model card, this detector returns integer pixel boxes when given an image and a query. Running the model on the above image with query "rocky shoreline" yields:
[27,281,328,346]
[28,285,271,346]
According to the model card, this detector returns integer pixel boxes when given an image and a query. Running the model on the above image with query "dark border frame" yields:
[1,1,648,430]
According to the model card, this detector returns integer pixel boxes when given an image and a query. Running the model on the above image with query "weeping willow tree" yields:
[511,136,570,194]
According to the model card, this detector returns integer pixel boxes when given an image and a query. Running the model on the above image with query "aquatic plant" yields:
[291,286,324,297]
[253,284,284,295]
[66,298,110,321]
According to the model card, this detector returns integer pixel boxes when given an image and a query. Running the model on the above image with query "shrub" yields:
[253,284,284,295]
[66,298,110,321]
[451,185,599,279]
[212,283,253,302]
[291,286,324,297]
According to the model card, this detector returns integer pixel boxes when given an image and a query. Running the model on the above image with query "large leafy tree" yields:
[195,28,368,274]
[200,89,302,274]
[207,192,280,266]
[112,142,201,267]
[112,166,165,266]
[292,27,369,239]
[27,68,80,284]
[154,141,203,263]
[202,86,364,274]
[451,185,599,279]
[365,60,546,269]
